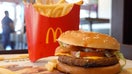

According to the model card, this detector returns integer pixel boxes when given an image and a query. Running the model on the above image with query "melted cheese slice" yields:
[83,56,103,59]
[55,53,71,56]
[55,52,103,60]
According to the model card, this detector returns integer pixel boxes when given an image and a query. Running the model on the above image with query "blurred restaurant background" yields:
[0,0,131,59]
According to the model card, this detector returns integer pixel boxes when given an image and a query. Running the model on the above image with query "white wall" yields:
[98,0,111,18]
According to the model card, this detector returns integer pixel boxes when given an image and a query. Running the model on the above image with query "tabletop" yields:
[0,54,132,74]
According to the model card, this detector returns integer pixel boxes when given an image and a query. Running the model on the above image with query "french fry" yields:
[18,54,29,58]
[50,0,54,4]
[45,59,57,71]
[37,0,55,5]
[51,5,63,17]
[45,9,53,17]
[36,0,42,4]
[46,0,54,4]
[32,0,83,17]
[0,56,4,61]
[54,8,62,17]
[75,0,83,5]
[46,0,50,4]
[57,0,67,4]
[34,4,56,16]
[55,9,62,17]
[61,4,73,16]
[34,3,59,9]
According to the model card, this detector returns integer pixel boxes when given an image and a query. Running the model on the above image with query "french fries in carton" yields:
[24,0,83,62]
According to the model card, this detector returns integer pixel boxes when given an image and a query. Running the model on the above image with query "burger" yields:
[54,30,125,74]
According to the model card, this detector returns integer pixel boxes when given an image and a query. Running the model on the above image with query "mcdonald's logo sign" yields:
[46,27,62,44]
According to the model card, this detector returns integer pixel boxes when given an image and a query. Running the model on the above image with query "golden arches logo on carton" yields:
[46,27,62,44]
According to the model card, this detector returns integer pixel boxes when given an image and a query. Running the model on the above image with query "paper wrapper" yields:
[24,4,80,62]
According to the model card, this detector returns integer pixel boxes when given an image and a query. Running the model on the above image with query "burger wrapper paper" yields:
[24,4,80,62]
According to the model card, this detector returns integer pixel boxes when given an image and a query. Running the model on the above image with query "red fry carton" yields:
[24,4,80,62]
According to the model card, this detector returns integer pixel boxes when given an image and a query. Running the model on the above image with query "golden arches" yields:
[46,27,62,44]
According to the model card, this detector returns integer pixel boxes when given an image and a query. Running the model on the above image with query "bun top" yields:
[58,30,120,50]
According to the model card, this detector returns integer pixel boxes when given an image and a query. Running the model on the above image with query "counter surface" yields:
[0,54,132,74]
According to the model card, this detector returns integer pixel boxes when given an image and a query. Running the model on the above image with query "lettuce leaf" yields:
[114,51,126,69]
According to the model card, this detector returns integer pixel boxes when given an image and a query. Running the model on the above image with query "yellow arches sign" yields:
[46,27,62,44]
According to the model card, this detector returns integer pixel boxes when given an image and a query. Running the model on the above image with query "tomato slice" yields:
[71,51,105,57]
[80,51,105,57]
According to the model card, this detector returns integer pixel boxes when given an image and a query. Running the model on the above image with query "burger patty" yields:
[58,55,119,68]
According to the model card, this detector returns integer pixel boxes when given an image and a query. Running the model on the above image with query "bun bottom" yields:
[57,61,121,74]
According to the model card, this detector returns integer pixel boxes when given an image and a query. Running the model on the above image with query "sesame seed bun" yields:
[58,30,120,50]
